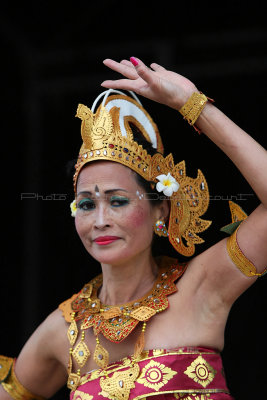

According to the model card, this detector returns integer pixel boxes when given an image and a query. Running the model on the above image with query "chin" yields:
[89,246,141,266]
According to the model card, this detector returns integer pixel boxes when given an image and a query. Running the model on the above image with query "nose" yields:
[94,204,111,230]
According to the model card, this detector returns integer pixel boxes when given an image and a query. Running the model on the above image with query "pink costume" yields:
[70,346,233,400]
[59,257,234,400]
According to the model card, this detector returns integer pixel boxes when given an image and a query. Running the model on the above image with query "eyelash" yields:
[77,197,129,211]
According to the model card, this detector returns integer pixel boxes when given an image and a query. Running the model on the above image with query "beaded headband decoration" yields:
[73,90,211,256]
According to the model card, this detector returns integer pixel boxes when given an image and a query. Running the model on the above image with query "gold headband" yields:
[73,91,211,256]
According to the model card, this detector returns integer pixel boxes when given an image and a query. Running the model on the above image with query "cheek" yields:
[124,205,152,229]
[75,215,88,238]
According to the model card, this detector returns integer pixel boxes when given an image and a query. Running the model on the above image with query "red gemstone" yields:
[109,144,114,148]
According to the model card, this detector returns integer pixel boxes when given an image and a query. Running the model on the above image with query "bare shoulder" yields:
[14,308,70,398]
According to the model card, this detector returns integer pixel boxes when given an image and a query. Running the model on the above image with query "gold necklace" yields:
[65,256,187,391]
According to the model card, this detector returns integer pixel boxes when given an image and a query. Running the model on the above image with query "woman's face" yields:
[75,161,165,266]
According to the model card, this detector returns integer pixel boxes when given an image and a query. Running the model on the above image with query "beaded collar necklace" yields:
[65,256,187,391]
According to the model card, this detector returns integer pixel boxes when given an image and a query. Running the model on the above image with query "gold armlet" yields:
[226,226,267,277]
[179,92,213,133]
[0,357,45,400]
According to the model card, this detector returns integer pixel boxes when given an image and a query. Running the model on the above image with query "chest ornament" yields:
[62,257,187,393]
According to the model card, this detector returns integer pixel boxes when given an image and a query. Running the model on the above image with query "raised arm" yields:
[101,57,267,304]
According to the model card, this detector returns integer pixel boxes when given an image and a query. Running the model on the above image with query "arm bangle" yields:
[226,225,267,277]
[0,357,45,400]
[179,92,214,133]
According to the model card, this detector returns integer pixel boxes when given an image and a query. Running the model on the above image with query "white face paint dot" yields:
[136,190,144,200]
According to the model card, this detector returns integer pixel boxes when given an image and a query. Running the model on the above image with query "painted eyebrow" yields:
[77,189,128,196]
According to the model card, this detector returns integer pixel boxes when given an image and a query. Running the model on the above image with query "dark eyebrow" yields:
[77,189,128,196]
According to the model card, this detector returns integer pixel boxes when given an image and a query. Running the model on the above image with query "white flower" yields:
[156,173,179,197]
[70,199,77,217]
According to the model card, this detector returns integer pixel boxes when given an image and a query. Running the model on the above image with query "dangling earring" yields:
[154,220,169,237]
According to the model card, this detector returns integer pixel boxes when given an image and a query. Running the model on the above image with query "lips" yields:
[94,236,120,245]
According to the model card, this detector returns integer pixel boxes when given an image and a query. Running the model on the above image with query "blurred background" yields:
[1,1,266,399]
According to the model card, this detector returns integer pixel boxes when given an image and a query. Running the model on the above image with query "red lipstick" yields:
[94,236,120,245]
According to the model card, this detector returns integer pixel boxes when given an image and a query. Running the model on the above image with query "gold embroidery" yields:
[174,395,214,400]
[153,349,165,356]
[99,364,140,400]
[73,391,93,400]
[137,359,177,391]
[184,356,216,388]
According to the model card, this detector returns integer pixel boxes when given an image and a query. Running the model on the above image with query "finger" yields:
[103,58,137,79]
[101,79,139,91]
[120,59,134,68]
[150,62,166,72]
[130,57,155,85]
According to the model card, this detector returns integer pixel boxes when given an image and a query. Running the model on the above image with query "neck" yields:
[98,250,158,305]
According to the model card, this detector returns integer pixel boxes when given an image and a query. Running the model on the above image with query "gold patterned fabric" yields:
[68,347,233,400]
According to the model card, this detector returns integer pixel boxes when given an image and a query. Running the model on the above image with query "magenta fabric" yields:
[70,347,234,400]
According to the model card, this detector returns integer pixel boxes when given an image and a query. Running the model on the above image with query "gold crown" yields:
[73,92,211,256]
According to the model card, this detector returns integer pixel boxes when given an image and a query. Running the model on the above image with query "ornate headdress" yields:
[73,90,211,256]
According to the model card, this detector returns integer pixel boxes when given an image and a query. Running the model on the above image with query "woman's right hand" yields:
[101,57,198,110]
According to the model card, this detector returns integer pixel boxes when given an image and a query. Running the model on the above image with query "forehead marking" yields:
[95,185,100,197]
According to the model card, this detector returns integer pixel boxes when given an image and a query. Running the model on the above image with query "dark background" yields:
[1,1,267,399]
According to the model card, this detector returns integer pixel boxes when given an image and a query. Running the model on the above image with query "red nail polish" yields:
[130,57,139,66]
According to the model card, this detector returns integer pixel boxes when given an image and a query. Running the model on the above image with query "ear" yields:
[155,199,170,222]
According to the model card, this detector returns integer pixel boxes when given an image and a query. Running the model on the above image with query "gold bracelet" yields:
[0,358,45,400]
[226,225,267,277]
[179,92,208,126]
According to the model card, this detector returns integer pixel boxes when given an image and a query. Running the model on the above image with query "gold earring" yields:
[154,220,169,237]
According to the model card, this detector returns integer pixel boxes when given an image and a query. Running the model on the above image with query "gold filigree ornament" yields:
[184,355,216,388]
[64,257,187,391]
[99,363,140,400]
[73,90,211,257]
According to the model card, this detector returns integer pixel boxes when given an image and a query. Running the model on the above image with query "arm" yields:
[0,309,69,399]
[101,57,267,304]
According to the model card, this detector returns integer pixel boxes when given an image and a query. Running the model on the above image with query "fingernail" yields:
[130,57,139,66]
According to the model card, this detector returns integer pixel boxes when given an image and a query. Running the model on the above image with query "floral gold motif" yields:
[137,359,177,391]
[184,355,216,388]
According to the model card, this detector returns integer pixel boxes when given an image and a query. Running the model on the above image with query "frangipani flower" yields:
[70,199,77,217]
[156,173,179,197]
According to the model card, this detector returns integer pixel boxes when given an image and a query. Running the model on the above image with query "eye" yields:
[110,196,129,207]
[77,198,95,211]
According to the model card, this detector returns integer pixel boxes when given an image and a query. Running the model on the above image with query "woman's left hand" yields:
[101,57,198,110]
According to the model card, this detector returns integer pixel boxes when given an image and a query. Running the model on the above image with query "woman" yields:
[0,56,266,400]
